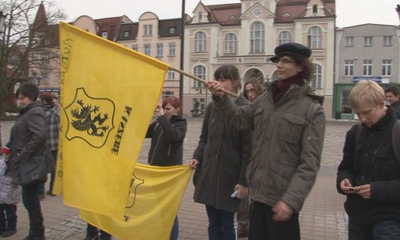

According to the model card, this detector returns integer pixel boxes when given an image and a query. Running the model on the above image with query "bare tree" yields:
[0,0,66,117]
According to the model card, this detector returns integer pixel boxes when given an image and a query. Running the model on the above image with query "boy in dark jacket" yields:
[337,80,400,239]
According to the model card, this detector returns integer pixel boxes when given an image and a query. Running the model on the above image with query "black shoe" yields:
[84,235,99,240]
[46,190,56,196]
[39,194,45,200]
[2,229,17,237]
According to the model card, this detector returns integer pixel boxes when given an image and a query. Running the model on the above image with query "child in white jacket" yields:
[0,146,21,237]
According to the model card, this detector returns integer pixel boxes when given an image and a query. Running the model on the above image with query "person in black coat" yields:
[337,80,400,239]
[6,83,48,240]
[145,96,187,240]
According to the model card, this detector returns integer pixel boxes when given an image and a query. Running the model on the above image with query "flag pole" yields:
[169,66,239,98]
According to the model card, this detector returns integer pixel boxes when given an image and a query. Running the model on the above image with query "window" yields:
[198,12,203,22]
[313,4,318,14]
[382,60,392,76]
[383,36,392,46]
[308,26,322,49]
[363,60,373,76]
[282,12,291,17]
[224,33,237,54]
[123,31,130,38]
[167,69,175,80]
[144,44,150,56]
[345,37,354,47]
[193,65,206,88]
[278,31,292,45]
[250,22,265,53]
[42,56,49,64]
[162,91,174,100]
[344,60,354,76]
[132,45,138,51]
[157,44,163,57]
[194,31,207,52]
[102,31,108,38]
[311,64,322,89]
[169,43,176,56]
[44,37,51,45]
[144,25,153,36]
[364,37,373,47]
[169,27,175,34]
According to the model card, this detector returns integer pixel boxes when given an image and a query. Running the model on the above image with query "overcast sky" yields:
[58,0,400,28]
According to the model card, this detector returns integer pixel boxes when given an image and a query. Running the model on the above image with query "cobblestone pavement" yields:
[0,118,355,240]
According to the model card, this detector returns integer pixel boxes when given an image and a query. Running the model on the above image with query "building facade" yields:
[115,12,183,100]
[183,0,336,117]
[334,24,400,119]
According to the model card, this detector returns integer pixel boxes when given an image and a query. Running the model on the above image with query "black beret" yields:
[270,42,311,62]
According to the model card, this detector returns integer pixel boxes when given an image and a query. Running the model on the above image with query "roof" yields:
[206,3,241,26]
[32,2,48,32]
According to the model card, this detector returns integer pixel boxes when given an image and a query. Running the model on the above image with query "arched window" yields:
[193,65,206,88]
[228,15,237,20]
[283,12,291,18]
[278,31,292,45]
[250,22,265,53]
[194,31,207,52]
[308,26,322,49]
[225,33,237,54]
[311,64,322,89]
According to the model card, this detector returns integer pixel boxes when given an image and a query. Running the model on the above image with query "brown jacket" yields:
[213,81,325,212]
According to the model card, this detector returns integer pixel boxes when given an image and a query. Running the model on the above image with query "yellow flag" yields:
[55,22,169,220]
[81,163,193,240]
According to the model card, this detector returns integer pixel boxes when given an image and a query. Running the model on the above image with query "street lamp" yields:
[0,11,7,33]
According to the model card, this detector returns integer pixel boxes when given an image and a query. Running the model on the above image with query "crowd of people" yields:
[1,41,400,240]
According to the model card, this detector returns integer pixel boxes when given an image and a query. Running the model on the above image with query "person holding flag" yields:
[146,96,187,240]
[189,65,252,240]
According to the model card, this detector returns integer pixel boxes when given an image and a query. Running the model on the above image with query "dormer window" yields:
[169,27,176,34]
[283,12,291,18]
[198,12,203,22]
[313,4,318,14]
[102,31,108,38]
[229,15,237,20]
[144,25,153,36]
[123,31,130,38]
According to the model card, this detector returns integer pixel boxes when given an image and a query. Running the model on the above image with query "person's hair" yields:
[384,86,400,97]
[243,77,263,100]
[162,96,182,113]
[292,56,314,80]
[349,80,385,109]
[214,65,242,93]
[15,83,39,101]
[39,92,55,107]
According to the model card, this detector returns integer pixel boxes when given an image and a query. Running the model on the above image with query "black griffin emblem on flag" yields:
[64,88,115,148]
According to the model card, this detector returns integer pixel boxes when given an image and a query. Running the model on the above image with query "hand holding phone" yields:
[348,186,355,191]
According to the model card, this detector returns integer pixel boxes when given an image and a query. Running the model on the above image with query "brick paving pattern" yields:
[0,118,354,240]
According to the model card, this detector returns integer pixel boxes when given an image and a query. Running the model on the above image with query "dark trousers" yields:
[87,223,111,239]
[0,204,17,231]
[248,201,300,240]
[205,205,236,240]
[349,218,400,240]
[48,150,58,192]
[22,183,45,238]
[170,216,179,240]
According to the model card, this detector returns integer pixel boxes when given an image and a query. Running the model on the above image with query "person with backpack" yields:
[337,80,400,239]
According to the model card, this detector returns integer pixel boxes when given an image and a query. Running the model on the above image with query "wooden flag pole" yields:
[169,66,239,98]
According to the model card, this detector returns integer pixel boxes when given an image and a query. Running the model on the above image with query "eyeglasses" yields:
[273,58,296,64]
